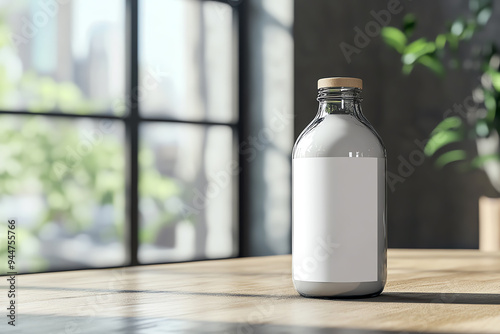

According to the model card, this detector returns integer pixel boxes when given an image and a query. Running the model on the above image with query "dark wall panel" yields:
[294,0,500,248]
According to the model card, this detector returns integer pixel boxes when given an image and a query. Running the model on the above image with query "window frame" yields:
[0,0,244,272]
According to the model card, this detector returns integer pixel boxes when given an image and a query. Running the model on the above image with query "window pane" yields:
[139,0,237,122]
[139,123,237,263]
[0,0,125,115]
[0,116,126,273]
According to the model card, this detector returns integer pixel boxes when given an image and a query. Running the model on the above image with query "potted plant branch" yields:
[381,0,500,250]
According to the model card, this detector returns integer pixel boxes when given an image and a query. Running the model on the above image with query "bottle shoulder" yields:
[293,114,386,159]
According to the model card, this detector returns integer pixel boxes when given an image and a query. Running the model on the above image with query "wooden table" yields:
[2,249,500,333]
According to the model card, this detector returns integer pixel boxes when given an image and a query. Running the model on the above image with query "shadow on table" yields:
[18,285,500,305]
[7,314,469,334]
[357,292,500,305]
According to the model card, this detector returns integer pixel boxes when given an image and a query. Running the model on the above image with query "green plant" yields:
[381,0,500,172]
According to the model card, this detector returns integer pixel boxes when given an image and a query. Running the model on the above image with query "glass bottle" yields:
[292,77,387,298]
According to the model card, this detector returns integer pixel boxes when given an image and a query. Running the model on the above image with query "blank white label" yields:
[293,157,382,283]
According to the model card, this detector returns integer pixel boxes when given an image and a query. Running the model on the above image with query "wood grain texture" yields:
[2,249,500,333]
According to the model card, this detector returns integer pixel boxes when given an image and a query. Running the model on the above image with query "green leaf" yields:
[402,63,414,75]
[404,38,427,54]
[431,116,463,135]
[462,21,477,40]
[484,91,496,122]
[471,153,500,169]
[434,150,467,168]
[470,0,493,13]
[477,7,492,25]
[424,130,464,156]
[451,19,465,37]
[417,55,445,76]
[446,33,459,50]
[490,71,500,91]
[475,119,490,137]
[381,27,407,53]
[435,34,447,49]
[402,38,436,64]
[403,14,416,37]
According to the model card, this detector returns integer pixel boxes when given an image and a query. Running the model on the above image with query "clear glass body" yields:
[292,87,387,298]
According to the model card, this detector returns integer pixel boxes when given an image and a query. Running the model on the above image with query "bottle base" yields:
[293,279,385,298]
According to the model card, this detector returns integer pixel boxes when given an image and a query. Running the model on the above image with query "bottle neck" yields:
[317,87,363,117]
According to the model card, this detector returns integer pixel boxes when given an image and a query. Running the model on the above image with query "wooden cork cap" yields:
[318,77,363,89]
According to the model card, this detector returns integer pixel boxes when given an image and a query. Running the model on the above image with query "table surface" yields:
[2,249,500,333]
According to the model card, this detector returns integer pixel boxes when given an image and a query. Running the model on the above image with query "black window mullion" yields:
[126,0,140,266]
[0,110,122,119]
[237,1,248,257]
[139,116,238,127]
